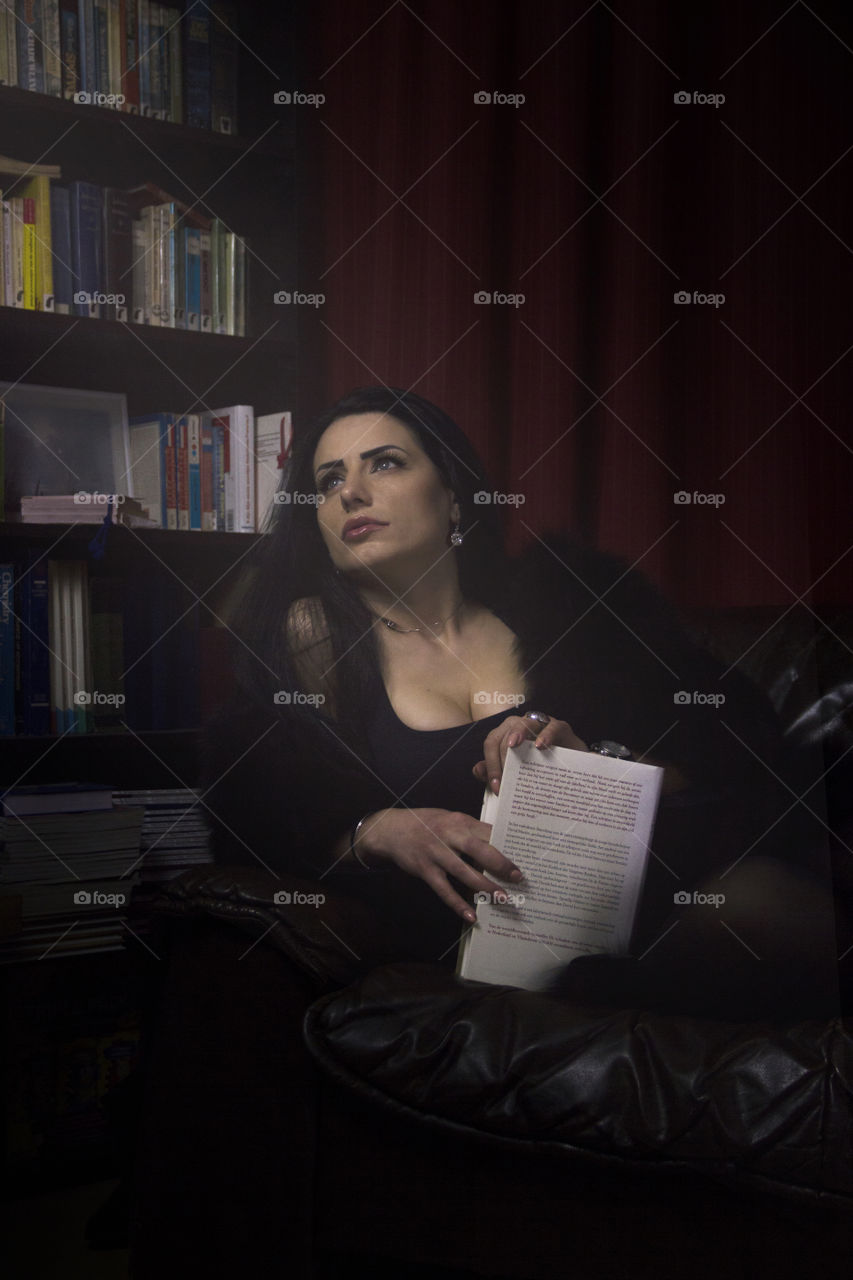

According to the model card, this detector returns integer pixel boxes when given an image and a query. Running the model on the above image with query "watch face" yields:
[594,740,632,760]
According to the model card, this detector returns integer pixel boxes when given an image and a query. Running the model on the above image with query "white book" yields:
[131,221,148,324]
[457,742,664,991]
[211,404,255,533]
[255,411,292,533]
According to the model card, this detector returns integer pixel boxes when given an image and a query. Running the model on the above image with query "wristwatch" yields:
[589,740,633,761]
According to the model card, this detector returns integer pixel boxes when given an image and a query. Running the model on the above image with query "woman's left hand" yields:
[472,712,588,795]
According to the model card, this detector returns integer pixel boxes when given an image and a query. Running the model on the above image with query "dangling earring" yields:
[450,521,464,547]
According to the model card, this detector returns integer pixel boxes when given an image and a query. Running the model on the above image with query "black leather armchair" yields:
[129,605,853,1280]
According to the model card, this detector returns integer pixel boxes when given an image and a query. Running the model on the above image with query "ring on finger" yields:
[525,711,551,727]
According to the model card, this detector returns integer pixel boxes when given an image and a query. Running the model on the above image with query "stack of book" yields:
[128,405,290,533]
[113,784,212,939]
[0,1,240,133]
[20,494,152,524]
[0,161,249,334]
[0,784,145,961]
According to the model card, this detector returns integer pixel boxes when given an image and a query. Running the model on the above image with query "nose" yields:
[338,467,371,510]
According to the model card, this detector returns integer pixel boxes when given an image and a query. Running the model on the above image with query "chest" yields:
[380,617,528,730]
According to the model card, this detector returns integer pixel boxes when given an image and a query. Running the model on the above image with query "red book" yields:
[175,417,189,532]
[164,418,177,530]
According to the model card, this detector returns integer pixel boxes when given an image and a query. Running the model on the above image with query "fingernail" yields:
[509,869,523,882]
[491,777,500,794]
[463,909,476,923]
[508,733,520,748]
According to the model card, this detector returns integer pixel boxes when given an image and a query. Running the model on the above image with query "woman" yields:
[204,386,841,1017]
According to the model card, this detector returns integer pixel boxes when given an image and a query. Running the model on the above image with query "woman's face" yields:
[312,412,460,578]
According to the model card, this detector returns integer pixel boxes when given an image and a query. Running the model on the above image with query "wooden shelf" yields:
[0,310,296,417]
[0,84,295,160]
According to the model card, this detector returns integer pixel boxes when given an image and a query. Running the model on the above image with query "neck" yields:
[358,564,465,636]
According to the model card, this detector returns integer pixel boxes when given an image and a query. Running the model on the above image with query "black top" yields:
[364,681,517,817]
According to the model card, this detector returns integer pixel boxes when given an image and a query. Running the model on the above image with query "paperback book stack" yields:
[112,786,212,940]
[0,784,145,962]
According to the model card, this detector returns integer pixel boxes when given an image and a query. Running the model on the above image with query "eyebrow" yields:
[314,444,409,478]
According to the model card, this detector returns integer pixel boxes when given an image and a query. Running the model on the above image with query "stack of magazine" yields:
[0,784,144,961]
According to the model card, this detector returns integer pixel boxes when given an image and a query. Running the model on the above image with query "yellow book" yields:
[19,176,54,312]
[22,204,36,310]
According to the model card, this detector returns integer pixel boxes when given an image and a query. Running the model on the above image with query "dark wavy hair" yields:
[229,386,511,745]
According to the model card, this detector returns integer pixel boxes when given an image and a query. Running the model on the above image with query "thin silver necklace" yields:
[374,598,465,634]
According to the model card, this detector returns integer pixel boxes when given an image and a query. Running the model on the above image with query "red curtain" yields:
[297,0,853,607]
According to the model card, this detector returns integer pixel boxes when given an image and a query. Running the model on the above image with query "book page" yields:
[458,742,663,990]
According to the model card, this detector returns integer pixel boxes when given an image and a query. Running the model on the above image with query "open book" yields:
[456,742,664,990]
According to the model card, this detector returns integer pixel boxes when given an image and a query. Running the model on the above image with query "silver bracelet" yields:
[349,814,372,870]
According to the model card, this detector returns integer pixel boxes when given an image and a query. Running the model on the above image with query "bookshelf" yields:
[0,4,300,1191]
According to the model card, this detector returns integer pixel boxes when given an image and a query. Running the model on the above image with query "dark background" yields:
[284,0,853,609]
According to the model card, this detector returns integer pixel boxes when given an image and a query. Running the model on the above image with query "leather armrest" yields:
[153,864,398,988]
[304,961,853,1206]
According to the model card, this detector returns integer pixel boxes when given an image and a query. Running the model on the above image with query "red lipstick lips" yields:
[342,518,388,540]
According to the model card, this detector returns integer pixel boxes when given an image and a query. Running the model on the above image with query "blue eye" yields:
[372,452,404,471]
[317,452,404,493]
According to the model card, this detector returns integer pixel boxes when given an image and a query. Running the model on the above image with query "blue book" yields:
[18,551,51,736]
[50,184,73,313]
[0,564,15,736]
[69,179,104,316]
[16,0,45,93]
[182,0,210,129]
[184,227,201,330]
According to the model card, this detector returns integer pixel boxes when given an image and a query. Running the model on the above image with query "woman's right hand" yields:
[355,807,523,922]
